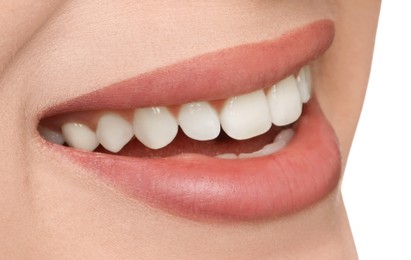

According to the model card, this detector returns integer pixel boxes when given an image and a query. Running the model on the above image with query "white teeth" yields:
[133,107,178,149]
[96,113,133,153]
[55,66,311,154]
[239,129,294,159]
[61,123,99,151]
[38,126,65,145]
[296,66,312,103]
[238,142,284,159]
[178,102,220,141]
[220,90,272,140]
[217,129,294,159]
[266,75,303,126]
[274,128,295,143]
[215,153,237,159]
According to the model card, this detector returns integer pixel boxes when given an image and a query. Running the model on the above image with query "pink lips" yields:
[42,20,341,220]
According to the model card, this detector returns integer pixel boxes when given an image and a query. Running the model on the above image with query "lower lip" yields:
[54,98,341,220]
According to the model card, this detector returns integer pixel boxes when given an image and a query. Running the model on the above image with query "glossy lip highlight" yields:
[39,20,341,220]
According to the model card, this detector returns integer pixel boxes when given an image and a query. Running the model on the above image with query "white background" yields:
[342,1,411,259]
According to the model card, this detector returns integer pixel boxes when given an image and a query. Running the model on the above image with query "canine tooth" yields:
[61,123,99,151]
[178,102,220,141]
[96,113,133,153]
[38,126,65,145]
[220,90,272,140]
[133,107,178,149]
[296,66,312,103]
[266,76,303,126]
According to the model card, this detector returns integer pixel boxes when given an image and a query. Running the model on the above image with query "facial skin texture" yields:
[0,1,380,259]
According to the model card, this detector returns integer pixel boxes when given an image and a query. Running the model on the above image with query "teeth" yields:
[38,126,65,145]
[215,153,237,159]
[274,128,295,143]
[220,90,272,140]
[217,129,294,159]
[61,123,99,151]
[266,75,303,126]
[296,66,312,103]
[53,67,312,154]
[133,107,178,149]
[238,142,284,159]
[178,102,220,141]
[96,113,133,153]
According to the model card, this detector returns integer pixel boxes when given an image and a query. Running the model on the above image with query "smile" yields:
[40,66,309,158]
[37,20,341,220]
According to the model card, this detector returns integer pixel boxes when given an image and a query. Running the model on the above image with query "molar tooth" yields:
[220,90,272,140]
[96,113,133,153]
[296,66,312,103]
[61,123,99,151]
[178,102,220,141]
[38,126,65,145]
[133,107,178,149]
[266,75,303,126]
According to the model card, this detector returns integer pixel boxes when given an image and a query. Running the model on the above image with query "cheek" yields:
[0,0,63,72]
[312,0,380,166]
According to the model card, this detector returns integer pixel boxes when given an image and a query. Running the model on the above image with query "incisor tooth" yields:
[296,66,312,103]
[133,107,178,149]
[215,153,237,159]
[238,129,294,159]
[61,122,99,151]
[96,113,133,153]
[217,129,294,159]
[178,102,220,141]
[274,128,295,143]
[266,76,303,126]
[220,90,272,140]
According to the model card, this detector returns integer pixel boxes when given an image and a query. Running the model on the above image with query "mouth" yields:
[37,20,341,221]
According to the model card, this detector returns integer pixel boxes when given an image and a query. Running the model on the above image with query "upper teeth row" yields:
[39,66,311,153]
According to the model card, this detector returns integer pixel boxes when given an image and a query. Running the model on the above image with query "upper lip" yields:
[41,19,334,118]
[39,19,340,221]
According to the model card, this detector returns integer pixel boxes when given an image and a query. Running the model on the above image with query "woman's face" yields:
[0,1,380,259]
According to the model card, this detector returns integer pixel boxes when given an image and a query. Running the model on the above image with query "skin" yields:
[0,1,380,259]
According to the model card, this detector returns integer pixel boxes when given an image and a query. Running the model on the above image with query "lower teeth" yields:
[216,129,294,159]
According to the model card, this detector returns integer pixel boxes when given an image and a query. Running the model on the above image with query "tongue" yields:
[95,126,284,158]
